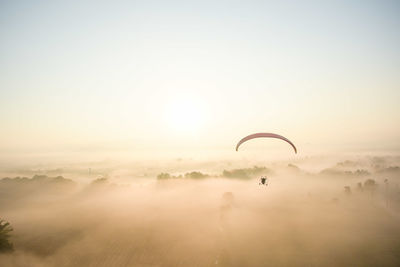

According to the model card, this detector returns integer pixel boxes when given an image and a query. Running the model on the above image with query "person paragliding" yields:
[259,176,268,186]
[235,132,297,186]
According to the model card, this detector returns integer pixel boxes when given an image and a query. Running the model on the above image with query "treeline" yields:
[157,166,271,180]
[157,171,209,180]
[320,168,371,177]
[0,175,74,184]
[343,178,379,195]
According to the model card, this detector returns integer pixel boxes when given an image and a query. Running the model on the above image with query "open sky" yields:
[1,0,399,156]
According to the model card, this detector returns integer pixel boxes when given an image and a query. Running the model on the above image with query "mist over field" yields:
[1,0,400,266]
[1,154,399,267]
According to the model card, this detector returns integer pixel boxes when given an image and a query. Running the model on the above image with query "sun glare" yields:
[164,96,205,134]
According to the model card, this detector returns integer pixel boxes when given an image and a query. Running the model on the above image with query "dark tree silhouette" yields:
[0,219,13,252]
[356,182,364,192]
[184,171,209,179]
[364,179,378,198]
[364,179,378,189]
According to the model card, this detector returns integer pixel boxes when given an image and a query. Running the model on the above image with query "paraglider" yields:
[235,132,297,153]
[235,132,297,187]
[259,176,268,186]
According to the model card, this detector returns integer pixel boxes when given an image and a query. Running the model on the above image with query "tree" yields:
[364,179,378,198]
[157,173,171,180]
[184,171,209,179]
[356,182,363,192]
[0,219,13,252]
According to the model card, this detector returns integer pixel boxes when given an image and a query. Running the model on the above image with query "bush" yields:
[157,173,171,180]
[184,172,209,179]
[0,220,13,252]
[222,166,270,179]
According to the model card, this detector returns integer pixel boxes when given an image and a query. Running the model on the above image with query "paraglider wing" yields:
[235,133,297,153]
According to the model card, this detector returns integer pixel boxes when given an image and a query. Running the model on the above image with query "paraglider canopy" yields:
[235,132,297,153]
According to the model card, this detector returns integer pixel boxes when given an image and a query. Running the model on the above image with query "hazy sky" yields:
[1,0,399,155]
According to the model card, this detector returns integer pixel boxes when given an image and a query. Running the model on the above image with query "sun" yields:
[164,96,206,134]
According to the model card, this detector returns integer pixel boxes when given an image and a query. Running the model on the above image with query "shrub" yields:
[0,220,13,252]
